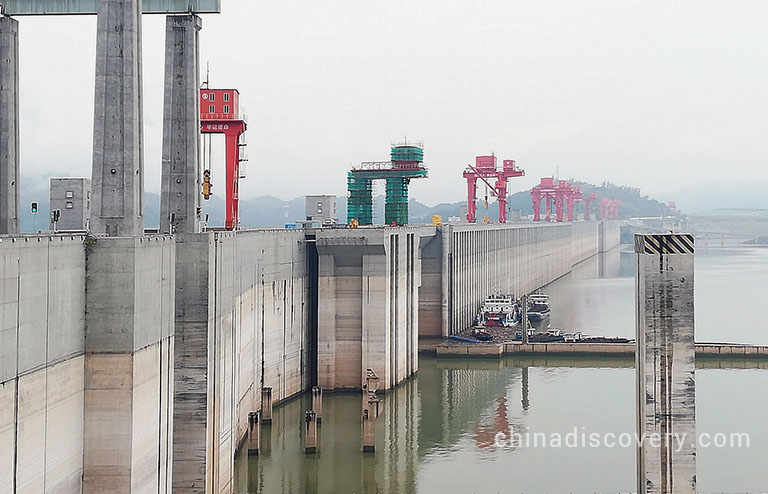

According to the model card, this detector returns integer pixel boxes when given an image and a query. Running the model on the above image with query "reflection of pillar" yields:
[91,0,144,236]
[247,411,260,455]
[312,386,323,424]
[521,366,529,411]
[0,16,19,234]
[305,410,317,454]
[362,408,375,452]
[635,233,696,494]
[261,387,273,425]
[160,14,201,234]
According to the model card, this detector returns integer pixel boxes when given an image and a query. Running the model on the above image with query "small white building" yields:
[305,195,337,225]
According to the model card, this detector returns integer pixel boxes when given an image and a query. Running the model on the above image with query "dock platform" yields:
[419,339,768,358]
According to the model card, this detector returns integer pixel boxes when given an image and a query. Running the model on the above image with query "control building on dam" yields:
[0,220,621,493]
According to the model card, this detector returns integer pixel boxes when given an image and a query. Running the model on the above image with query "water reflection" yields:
[235,355,768,493]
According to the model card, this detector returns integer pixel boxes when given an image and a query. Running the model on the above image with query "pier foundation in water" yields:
[635,233,697,494]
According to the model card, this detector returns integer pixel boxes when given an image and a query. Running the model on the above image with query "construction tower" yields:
[346,141,428,226]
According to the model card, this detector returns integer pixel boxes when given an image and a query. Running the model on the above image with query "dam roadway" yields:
[0,220,619,493]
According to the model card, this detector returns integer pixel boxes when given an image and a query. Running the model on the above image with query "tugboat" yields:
[474,294,521,329]
[527,293,551,322]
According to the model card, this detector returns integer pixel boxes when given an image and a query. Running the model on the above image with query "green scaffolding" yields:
[347,174,373,225]
[385,177,410,225]
[391,146,424,164]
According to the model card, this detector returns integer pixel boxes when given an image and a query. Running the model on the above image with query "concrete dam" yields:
[0,220,620,493]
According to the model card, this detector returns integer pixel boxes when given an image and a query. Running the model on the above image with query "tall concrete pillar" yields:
[0,16,19,234]
[91,0,144,236]
[635,233,696,494]
[160,15,202,234]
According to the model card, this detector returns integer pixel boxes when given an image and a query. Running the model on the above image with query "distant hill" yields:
[653,180,768,214]
[18,177,667,232]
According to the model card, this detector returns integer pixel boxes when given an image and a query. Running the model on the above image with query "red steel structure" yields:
[200,88,247,230]
[464,155,524,223]
[530,177,557,222]
[599,198,621,220]
[533,179,601,222]
[579,191,597,221]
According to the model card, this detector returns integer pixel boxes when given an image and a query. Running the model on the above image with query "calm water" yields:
[236,246,768,493]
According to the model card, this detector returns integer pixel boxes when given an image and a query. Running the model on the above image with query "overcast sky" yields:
[14,0,768,204]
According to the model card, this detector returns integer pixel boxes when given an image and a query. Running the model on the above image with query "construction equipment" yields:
[347,141,428,226]
[463,155,525,223]
[200,88,247,230]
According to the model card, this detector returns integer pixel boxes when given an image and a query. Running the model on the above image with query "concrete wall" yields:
[418,221,622,337]
[599,220,621,253]
[0,235,86,494]
[83,235,175,494]
[172,230,309,494]
[316,228,425,391]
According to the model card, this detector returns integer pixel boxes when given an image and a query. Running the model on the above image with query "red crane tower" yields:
[530,177,557,221]
[579,191,597,221]
[565,185,583,222]
[599,198,621,220]
[200,88,247,230]
[463,155,524,223]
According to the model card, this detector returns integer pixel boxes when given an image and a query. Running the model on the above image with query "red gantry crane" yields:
[464,155,524,223]
[533,179,600,222]
[200,88,248,230]
[530,177,558,222]
[599,198,621,220]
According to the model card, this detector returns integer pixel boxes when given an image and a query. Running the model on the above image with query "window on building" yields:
[65,201,74,209]
[209,105,215,113]
[209,93,215,102]
[224,93,230,102]
[223,105,230,114]
[65,191,74,198]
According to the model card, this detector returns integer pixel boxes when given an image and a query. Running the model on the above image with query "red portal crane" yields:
[578,191,597,221]
[564,185,583,222]
[530,177,558,222]
[464,155,524,223]
[200,88,247,230]
[599,198,621,220]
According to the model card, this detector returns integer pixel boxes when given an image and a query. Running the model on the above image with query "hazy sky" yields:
[13,0,768,204]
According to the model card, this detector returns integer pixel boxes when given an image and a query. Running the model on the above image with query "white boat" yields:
[474,294,521,328]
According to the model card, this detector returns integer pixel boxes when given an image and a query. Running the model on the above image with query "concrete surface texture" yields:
[0,16,20,235]
[316,227,426,391]
[49,178,91,231]
[172,230,310,494]
[83,235,175,493]
[0,236,87,494]
[160,14,202,235]
[90,0,145,236]
[635,233,697,494]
